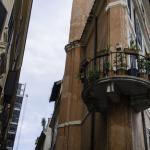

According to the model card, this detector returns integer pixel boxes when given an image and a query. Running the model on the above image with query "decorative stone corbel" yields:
[65,40,81,53]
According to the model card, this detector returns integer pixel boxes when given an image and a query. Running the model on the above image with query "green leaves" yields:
[88,70,100,82]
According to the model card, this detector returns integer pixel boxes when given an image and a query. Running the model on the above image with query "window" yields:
[127,0,132,18]
[8,7,14,44]
[7,133,15,140]
[6,140,14,148]
[16,96,23,104]
[9,124,17,132]
[14,102,22,109]
[0,53,7,75]
[13,110,20,116]
[0,1,7,38]
[135,17,142,48]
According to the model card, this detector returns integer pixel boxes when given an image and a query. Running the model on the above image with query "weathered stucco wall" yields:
[69,0,95,42]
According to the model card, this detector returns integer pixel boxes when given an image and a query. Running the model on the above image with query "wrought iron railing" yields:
[80,50,150,83]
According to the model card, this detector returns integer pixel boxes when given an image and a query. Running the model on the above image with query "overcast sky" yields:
[13,0,72,149]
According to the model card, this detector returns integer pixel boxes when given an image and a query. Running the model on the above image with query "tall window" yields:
[8,9,14,44]
[127,0,132,18]
[135,17,142,49]
[0,53,7,75]
[0,1,7,38]
[130,55,137,68]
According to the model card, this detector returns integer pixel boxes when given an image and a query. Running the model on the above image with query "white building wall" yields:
[43,119,52,150]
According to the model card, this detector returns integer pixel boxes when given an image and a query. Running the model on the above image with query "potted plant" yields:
[88,70,100,82]
[146,53,150,60]
[116,63,127,75]
[109,64,115,76]
[103,61,115,77]
[102,61,110,77]
[79,58,91,82]
[137,57,146,78]
[114,53,127,75]
[145,60,150,80]
[124,40,139,55]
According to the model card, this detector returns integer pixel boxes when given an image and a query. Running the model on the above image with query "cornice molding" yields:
[65,40,86,53]
[106,0,127,12]
[57,120,82,128]
[57,111,90,128]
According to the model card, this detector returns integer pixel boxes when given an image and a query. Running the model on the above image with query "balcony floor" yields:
[82,76,150,112]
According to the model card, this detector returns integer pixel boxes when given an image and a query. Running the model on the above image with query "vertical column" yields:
[107,0,145,149]
[56,42,84,150]
[108,0,128,48]
[107,99,133,150]
[56,0,95,149]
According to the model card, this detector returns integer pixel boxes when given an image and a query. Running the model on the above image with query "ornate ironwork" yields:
[80,49,150,84]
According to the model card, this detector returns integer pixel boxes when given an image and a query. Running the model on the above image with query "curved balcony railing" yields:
[80,50,150,84]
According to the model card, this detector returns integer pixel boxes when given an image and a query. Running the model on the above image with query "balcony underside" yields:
[82,76,150,112]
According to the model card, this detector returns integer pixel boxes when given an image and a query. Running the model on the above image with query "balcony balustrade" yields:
[80,48,150,112]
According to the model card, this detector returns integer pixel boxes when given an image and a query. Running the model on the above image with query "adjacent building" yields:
[35,80,62,150]
[6,83,25,150]
[35,118,52,150]
[49,80,62,150]
[0,0,32,149]
[50,0,150,150]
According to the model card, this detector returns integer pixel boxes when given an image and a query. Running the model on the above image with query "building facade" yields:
[50,0,150,150]
[49,81,62,150]
[0,0,32,149]
[35,118,52,150]
[6,83,25,150]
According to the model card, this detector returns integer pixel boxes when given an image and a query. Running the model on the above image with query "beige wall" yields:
[69,0,95,42]
[53,0,150,149]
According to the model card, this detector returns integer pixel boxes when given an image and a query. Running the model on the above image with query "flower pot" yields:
[124,48,138,56]
[109,70,115,76]
[146,54,150,60]
[138,72,148,79]
[116,68,127,75]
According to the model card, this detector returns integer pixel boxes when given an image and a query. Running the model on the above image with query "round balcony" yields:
[80,49,150,112]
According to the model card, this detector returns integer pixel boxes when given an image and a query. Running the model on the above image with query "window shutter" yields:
[0,53,7,75]
[127,0,131,18]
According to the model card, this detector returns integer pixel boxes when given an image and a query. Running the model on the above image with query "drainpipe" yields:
[91,15,97,150]
[141,111,148,150]
[94,16,97,70]
[91,111,95,150]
